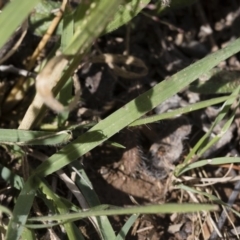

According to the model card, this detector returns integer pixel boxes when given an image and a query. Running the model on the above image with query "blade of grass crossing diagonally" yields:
[33,37,240,178]
[115,214,140,240]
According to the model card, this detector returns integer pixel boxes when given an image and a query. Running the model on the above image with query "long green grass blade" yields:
[28,204,218,223]
[33,37,240,178]
[176,157,240,176]
[130,95,234,126]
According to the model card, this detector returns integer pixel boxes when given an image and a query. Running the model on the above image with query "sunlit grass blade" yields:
[33,37,240,178]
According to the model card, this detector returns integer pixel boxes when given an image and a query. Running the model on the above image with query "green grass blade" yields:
[70,161,116,239]
[37,179,84,239]
[0,0,40,50]
[104,0,150,34]
[28,203,218,223]
[29,0,61,36]
[176,86,240,173]
[33,37,240,178]
[63,0,121,56]
[6,178,36,240]
[0,205,12,217]
[197,102,238,156]
[189,69,240,94]
[115,214,140,240]
[21,228,36,240]
[130,95,234,126]
[0,164,23,190]
[176,157,240,176]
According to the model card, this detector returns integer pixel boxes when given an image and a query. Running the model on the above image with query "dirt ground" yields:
[1,0,240,239]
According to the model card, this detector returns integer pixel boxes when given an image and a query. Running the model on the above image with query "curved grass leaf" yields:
[0,204,12,217]
[27,203,218,223]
